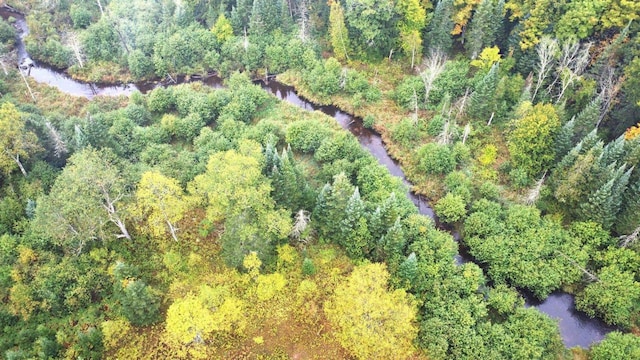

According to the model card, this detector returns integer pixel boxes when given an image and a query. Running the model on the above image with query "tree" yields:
[119,280,161,326]
[329,0,351,62]
[434,193,467,223]
[424,0,455,53]
[468,62,499,120]
[344,0,399,57]
[555,0,607,41]
[465,0,504,59]
[0,103,41,177]
[576,266,640,328]
[590,332,640,360]
[188,142,290,267]
[135,171,191,242]
[32,148,132,254]
[507,102,560,178]
[397,0,427,67]
[324,263,418,359]
[212,13,233,43]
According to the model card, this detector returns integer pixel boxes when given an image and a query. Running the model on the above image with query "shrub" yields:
[434,193,467,223]
[418,143,455,175]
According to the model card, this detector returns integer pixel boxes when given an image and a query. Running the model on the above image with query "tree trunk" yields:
[167,220,179,241]
[12,153,27,177]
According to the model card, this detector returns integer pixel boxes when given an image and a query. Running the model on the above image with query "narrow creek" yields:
[2,7,615,348]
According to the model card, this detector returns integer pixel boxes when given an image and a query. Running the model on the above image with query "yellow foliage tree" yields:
[470,46,502,71]
[135,171,191,241]
[211,13,233,43]
[453,0,482,35]
[324,263,418,359]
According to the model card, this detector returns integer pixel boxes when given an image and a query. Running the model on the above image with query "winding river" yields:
[2,7,615,348]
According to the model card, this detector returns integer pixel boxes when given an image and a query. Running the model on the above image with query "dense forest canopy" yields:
[1,0,640,359]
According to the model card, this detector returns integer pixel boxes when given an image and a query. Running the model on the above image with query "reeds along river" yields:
[1,5,615,348]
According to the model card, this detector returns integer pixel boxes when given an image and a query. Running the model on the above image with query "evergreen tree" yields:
[555,116,575,161]
[468,63,499,121]
[321,173,356,240]
[271,148,315,213]
[465,0,503,59]
[120,280,161,326]
[250,0,284,35]
[340,187,370,258]
[424,0,455,53]
[397,252,418,288]
[312,183,332,236]
[230,0,253,33]
[381,217,406,268]
[573,96,603,142]
[617,178,640,235]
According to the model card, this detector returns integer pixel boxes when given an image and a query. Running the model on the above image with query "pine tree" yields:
[120,280,161,326]
[249,0,283,35]
[555,116,575,161]
[465,0,502,59]
[468,63,499,121]
[617,178,640,235]
[340,188,371,259]
[579,177,615,230]
[396,252,418,289]
[573,96,603,141]
[312,183,332,238]
[382,217,406,268]
[424,0,455,53]
[329,0,350,61]
[230,0,252,33]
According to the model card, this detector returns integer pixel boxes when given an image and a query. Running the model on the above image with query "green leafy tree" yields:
[344,0,399,57]
[0,103,41,177]
[590,332,640,360]
[32,148,132,255]
[329,0,351,61]
[324,263,418,359]
[188,142,290,267]
[397,0,427,67]
[434,193,467,223]
[508,102,560,178]
[576,266,640,328]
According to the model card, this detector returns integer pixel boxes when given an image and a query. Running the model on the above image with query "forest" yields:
[0,0,640,359]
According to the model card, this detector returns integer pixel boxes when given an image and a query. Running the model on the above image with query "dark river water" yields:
[1,6,615,348]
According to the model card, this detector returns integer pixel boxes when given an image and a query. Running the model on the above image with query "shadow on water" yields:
[2,5,615,348]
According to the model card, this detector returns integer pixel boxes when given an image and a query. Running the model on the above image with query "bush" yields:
[285,120,333,153]
[70,4,92,29]
[434,193,467,223]
[0,19,16,45]
[363,115,376,129]
[302,258,316,276]
[452,142,471,166]
[426,115,446,136]
[147,87,175,114]
[418,143,455,175]
[509,167,531,189]
[391,118,419,148]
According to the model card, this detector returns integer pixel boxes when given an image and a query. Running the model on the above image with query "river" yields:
[1,6,615,348]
